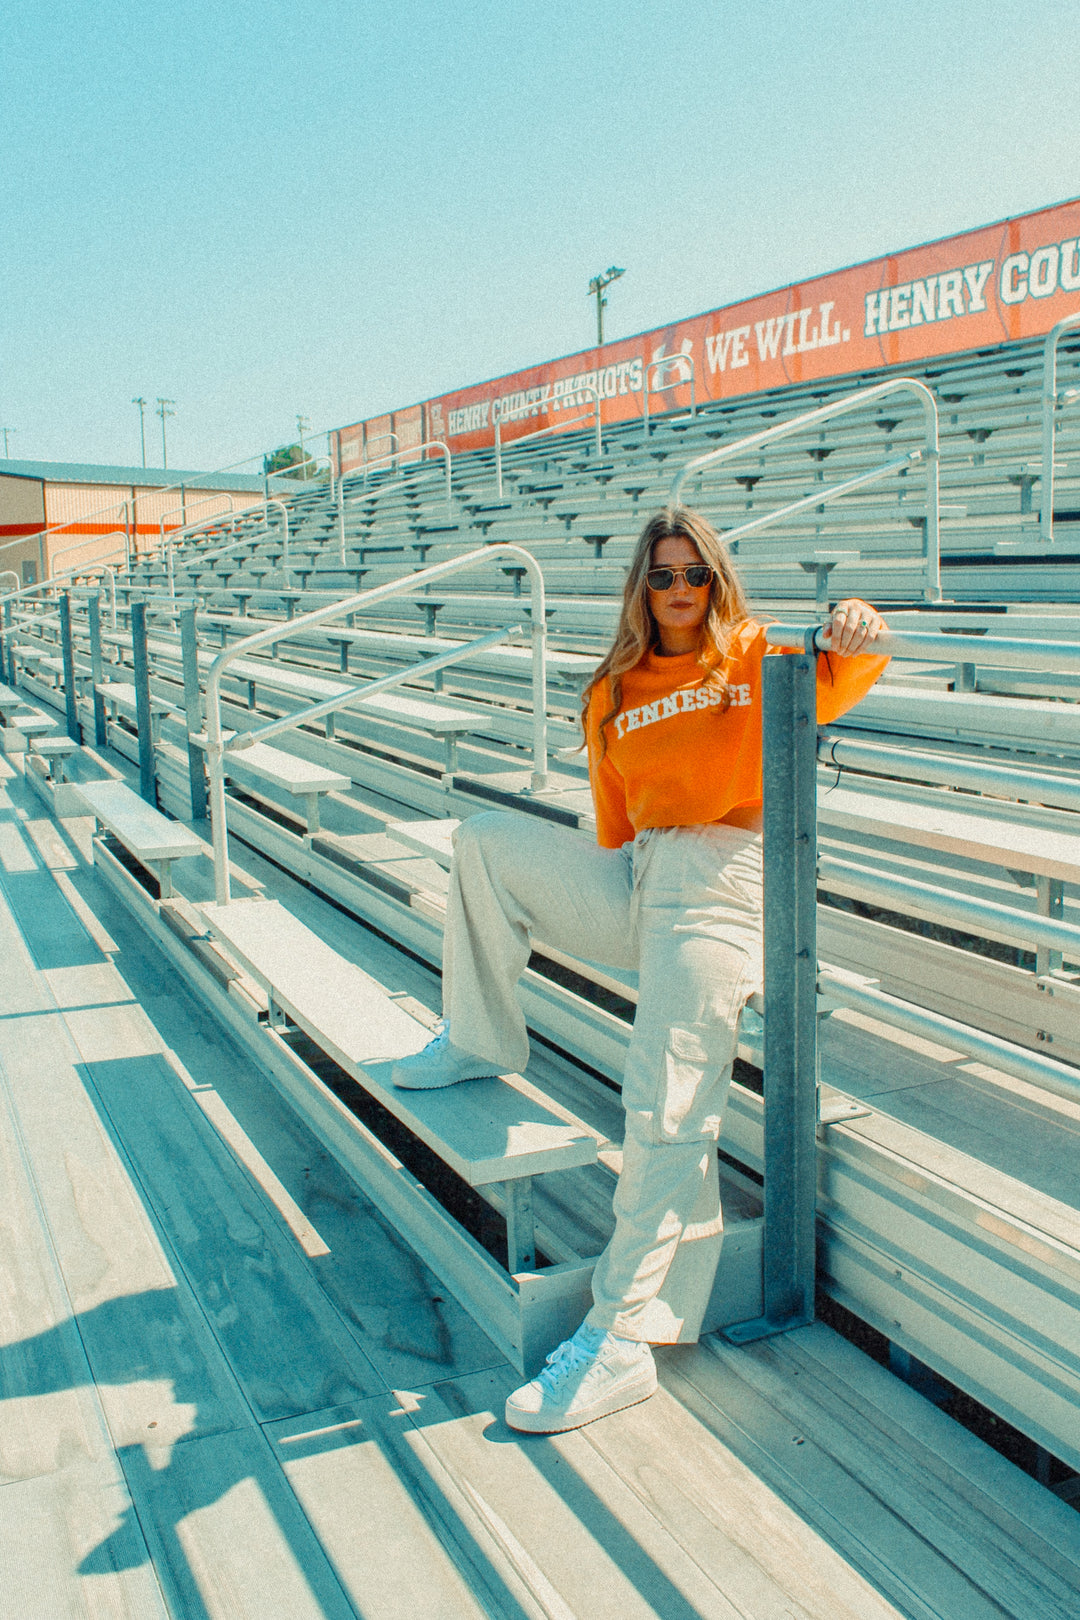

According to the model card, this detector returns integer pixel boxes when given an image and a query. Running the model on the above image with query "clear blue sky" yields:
[2,0,1078,473]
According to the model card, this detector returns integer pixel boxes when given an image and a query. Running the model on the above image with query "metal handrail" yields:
[1041,309,1080,542]
[346,439,453,510]
[0,556,119,612]
[644,353,696,433]
[0,571,17,595]
[766,620,1080,675]
[670,378,942,601]
[359,433,399,481]
[50,531,130,574]
[165,500,291,591]
[158,493,235,551]
[495,394,601,497]
[285,453,334,497]
[818,731,1080,815]
[228,623,517,756]
[204,542,548,903]
[819,851,1080,964]
[718,452,920,554]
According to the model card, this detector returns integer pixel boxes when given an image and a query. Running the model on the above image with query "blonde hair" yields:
[582,506,749,756]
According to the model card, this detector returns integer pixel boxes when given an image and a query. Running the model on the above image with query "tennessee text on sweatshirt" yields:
[585,617,889,847]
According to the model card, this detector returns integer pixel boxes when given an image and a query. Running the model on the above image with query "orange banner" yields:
[334,197,1080,464]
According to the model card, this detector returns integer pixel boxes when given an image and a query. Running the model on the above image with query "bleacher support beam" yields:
[86,591,108,747]
[59,592,81,743]
[130,597,157,806]
[726,645,819,1342]
[180,604,208,821]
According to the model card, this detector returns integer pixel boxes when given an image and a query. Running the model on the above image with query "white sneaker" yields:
[505,1322,657,1433]
[391,1022,501,1089]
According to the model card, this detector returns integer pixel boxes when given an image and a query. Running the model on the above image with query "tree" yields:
[263,443,324,480]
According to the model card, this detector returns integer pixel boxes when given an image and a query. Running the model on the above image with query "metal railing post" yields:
[86,592,108,747]
[644,354,696,434]
[58,592,81,743]
[179,605,207,822]
[1,598,14,686]
[130,599,157,806]
[726,647,819,1342]
[1041,309,1080,543]
[495,392,601,495]
[344,439,453,512]
[337,476,346,563]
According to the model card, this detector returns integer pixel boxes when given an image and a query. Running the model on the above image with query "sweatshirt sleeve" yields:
[814,647,890,723]
[586,680,636,848]
[762,605,889,724]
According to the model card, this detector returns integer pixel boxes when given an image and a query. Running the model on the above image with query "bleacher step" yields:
[200,897,599,1187]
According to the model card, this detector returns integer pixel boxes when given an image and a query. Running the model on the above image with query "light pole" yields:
[156,398,176,469]
[296,413,311,478]
[588,266,625,347]
[0,427,15,458]
[132,397,147,467]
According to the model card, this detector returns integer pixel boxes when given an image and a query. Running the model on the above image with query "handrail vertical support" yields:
[86,592,108,747]
[337,477,346,564]
[2,596,14,685]
[130,599,157,806]
[59,592,81,743]
[180,605,207,822]
[529,603,549,791]
[1042,310,1080,544]
[726,649,818,1342]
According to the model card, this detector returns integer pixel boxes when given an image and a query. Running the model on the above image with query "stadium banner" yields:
[334,197,1080,470]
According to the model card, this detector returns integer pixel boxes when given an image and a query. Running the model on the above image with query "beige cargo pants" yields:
[442,810,764,1344]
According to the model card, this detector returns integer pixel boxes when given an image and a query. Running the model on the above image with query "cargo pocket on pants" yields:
[657,1022,727,1144]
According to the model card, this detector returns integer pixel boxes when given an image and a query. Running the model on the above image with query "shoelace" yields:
[537,1329,605,1390]
[423,1021,449,1053]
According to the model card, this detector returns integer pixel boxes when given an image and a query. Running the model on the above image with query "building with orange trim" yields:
[0,461,288,587]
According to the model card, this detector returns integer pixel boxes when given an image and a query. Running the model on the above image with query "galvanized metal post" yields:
[86,592,108,747]
[2,598,14,685]
[58,592,81,743]
[180,604,207,822]
[130,598,157,806]
[726,647,819,1342]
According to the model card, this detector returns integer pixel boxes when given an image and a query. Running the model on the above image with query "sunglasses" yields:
[646,565,714,591]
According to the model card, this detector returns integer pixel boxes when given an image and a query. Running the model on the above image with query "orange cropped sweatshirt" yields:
[585,617,889,848]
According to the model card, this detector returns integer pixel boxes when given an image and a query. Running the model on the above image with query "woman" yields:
[392,506,888,1432]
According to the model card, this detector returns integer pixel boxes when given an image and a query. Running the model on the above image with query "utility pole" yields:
[0,427,15,458]
[296,413,311,478]
[588,266,626,347]
[132,397,147,467]
[156,398,176,469]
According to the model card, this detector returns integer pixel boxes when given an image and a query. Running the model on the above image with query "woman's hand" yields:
[820,598,888,657]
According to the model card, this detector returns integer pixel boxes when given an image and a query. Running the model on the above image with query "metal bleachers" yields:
[4,322,1080,1611]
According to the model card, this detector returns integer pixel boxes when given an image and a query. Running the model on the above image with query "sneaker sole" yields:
[390,1066,497,1090]
[504,1366,658,1433]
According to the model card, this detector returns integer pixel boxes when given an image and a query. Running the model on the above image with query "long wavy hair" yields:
[581,506,750,756]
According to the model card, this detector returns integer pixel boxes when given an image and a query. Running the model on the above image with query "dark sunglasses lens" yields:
[647,569,675,589]
[686,566,713,587]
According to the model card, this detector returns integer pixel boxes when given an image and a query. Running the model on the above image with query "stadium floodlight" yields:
[588,266,625,347]
[0,427,16,458]
[296,413,311,479]
[156,398,176,469]
[132,398,147,467]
